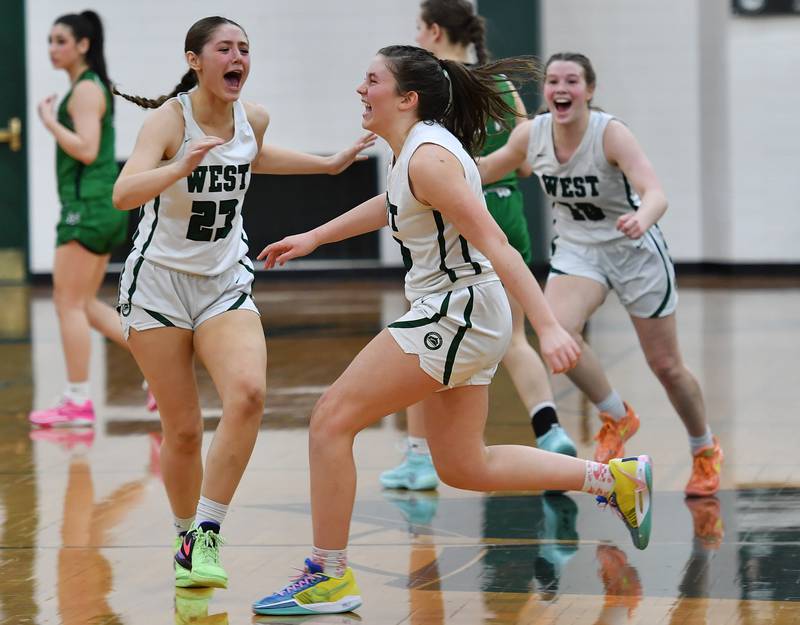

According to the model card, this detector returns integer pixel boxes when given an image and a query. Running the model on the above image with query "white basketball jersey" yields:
[528,111,642,245]
[387,121,497,303]
[129,92,258,275]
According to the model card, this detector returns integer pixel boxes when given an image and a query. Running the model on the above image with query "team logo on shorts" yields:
[65,211,81,225]
[424,331,443,350]
[119,303,131,317]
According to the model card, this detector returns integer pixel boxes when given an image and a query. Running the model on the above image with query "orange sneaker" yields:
[685,496,724,549]
[593,403,640,464]
[595,543,642,617]
[685,438,723,497]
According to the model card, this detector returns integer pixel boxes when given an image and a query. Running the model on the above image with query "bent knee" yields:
[435,460,480,490]
[308,389,359,441]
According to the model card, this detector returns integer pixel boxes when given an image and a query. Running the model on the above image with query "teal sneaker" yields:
[252,559,362,615]
[600,455,653,550]
[539,494,579,568]
[537,425,578,494]
[537,425,577,457]
[175,523,228,588]
[379,452,439,490]
[383,490,439,534]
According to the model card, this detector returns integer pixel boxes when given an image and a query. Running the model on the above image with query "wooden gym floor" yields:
[1,276,798,625]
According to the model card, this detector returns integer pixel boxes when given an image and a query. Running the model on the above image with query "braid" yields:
[472,31,490,65]
[114,69,197,110]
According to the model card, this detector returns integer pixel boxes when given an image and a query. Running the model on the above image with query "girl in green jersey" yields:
[31,11,148,428]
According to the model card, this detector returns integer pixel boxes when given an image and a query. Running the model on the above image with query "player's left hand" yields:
[326,132,377,174]
[257,232,319,269]
[539,324,581,374]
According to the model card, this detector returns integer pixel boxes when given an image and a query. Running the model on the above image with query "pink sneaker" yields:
[29,428,95,451]
[29,399,95,428]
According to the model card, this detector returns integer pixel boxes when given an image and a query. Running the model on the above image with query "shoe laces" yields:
[283,559,326,594]
[596,464,646,526]
[193,527,224,563]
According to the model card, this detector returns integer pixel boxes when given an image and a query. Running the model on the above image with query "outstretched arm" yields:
[604,120,668,239]
[410,144,579,373]
[251,133,376,175]
[257,193,387,268]
[476,119,531,185]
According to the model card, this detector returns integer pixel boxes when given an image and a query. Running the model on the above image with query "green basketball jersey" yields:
[481,76,518,191]
[56,69,117,203]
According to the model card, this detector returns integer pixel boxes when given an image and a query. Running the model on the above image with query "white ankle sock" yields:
[408,436,430,455]
[65,382,90,405]
[311,545,347,578]
[174,515,195,535]
[689,426,714,455]
[596,391,627,420]
[195,496,228,528]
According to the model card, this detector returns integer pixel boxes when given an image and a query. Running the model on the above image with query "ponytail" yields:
[419,0,490,65]
[379,45,539,156]
[114,69,197,109]
[54,10,114,112]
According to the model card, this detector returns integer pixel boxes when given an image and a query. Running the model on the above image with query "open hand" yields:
[326,132,377,174]
[257,232,319,268]
[177,136,225,176]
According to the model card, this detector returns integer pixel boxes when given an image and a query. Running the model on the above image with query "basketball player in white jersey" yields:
[111,16,374,591]
[251,45,654,617]
[479,52,723,498]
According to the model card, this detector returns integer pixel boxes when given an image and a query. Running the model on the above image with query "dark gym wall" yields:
[478,0,548,268]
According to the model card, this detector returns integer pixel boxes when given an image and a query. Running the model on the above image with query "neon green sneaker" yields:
[602,455,653,550]
[174,535,193,588]
[175,523,228,589]
[174,587,216,624]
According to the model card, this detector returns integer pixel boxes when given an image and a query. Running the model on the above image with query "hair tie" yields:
[441,65,453,111]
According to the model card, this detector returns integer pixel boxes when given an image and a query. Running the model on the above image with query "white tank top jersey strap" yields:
[128,92,258,276]
[528,110,643,245]
[386,121,499,304]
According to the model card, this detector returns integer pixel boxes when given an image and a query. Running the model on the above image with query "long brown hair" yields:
[55,11,114,112]
[115,16,247,109]
[419,0,490,65]
[377,45,539,156]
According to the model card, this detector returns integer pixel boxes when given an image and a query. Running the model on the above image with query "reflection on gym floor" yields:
[2,279,800,624]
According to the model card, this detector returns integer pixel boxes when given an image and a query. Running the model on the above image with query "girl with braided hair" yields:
[252,45,654,616]
[112,15,374,590]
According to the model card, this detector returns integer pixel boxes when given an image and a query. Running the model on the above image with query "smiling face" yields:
[189,23,250,101]
[356,55,403,134]
[543,60,594,125]
[48,23,87,70]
